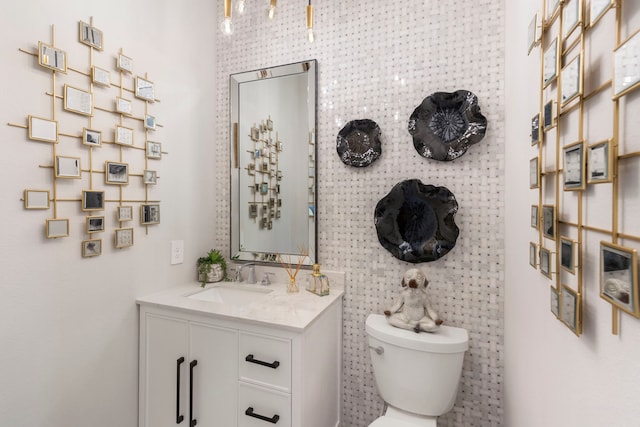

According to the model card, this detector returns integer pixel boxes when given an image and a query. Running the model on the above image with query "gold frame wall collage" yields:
[9,18,164,258]
[528,0,640,336]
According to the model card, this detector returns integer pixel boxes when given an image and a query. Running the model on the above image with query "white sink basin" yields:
[187,284,273,305]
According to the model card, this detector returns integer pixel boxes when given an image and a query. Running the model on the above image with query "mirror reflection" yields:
[230,60,317,265]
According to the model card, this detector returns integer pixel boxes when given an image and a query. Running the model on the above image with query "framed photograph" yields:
[560,237,577,274]
[64,85,93,116]
[117,206,133,222]
[82,190,105,212]
[114,228,134,248]
[28,116,58,143]
[550,286,559,318]
[562,0,582,39]
[46,218,69,238]
[588,139,612,184]
[38,41,67,73]
[543,100,555,130]
[24,189,50,210]
[83,128,102,147]
[563,141,585,191]
[531,113,541,145]
[92,66,111,87]
[613,29,640,99]
[78,21,103,50]
[543,37,558,87]
[117,54,133,73]
[531,205,539,229]
[55,156,81,179]
[143,170,157,185]
[115,125,134,146]
[82,239,102,257]
[542,205,556,240]
[527,13,538,55]
[140,204,160,225]
[146,141,162,159]
[530,242,538,268]
[560,54,582,106]
[86,216,105,233]
[135,76,155,102]
[105,161,129,185]
[249,203,258,218]
[144,114,157,130]
[540,247,552,279]
[600,241,639,317]
[590,0,613,26]
[561,284,581,335]
[116,97,133,116]
[529,157,540,189]
[251,126,259,141]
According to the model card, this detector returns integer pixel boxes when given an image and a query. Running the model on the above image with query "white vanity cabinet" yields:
[138,286,343,427]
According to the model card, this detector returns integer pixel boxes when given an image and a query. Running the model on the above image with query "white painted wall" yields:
[505,1,640,426]
[0,1,217,426]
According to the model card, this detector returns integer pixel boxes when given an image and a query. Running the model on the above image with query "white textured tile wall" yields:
[215,1,505,425]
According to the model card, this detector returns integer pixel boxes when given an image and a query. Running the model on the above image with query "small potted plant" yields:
[197,249,228,287]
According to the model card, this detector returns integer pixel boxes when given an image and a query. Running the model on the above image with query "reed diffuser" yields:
[277,248,308,293]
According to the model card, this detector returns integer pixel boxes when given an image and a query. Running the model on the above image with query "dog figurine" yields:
[384,268,443,333]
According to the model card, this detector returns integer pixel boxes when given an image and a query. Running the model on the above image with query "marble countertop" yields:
[137,268,344,332]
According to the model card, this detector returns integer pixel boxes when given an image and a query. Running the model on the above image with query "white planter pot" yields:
[198,264,224,283]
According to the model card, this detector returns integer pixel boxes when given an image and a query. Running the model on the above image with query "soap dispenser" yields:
[306,264,330,296]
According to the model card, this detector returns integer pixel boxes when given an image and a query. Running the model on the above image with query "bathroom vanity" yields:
[137,273,343,427]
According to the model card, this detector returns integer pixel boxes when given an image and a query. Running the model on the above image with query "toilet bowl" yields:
[366,314,468,427]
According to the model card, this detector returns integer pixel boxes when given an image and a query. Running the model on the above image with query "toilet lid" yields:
[370,416,422,427]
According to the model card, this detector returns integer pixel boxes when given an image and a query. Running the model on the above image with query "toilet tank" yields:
[366,314,468,417]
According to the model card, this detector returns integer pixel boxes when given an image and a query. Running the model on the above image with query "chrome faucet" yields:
[235,263,256,283]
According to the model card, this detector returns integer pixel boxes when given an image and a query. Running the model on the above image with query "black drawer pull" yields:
[245,407,280,424]
[245,354,280,369]
[176,357,185,424]
[189,360,198,427]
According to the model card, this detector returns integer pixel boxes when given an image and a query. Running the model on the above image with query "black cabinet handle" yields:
[245,407,280,424]
[245,354,280,369]
[176,357,185,424]
[189,360,198,427]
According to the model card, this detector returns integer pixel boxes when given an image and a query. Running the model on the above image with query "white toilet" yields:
[365,314,469,427]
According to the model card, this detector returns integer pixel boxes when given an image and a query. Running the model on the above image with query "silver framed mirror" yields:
[230,60,317,266]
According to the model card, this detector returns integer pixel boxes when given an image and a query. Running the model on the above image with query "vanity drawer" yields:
[239,332,291,392]
[238,382,291,427]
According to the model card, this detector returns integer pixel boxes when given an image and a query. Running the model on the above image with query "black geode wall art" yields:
[374,179,459,263]
[336,119,382,167]
[408,90,487,161]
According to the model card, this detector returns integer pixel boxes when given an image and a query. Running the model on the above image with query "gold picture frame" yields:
[550,286,559,318]
[28,116,58,143]
[560,284,582,336]
[92,66,111,87]
[562,0,582,40]
[530,157,540,189]
[563,140,585,191]
[86,216,105,234]
[560,54,583,106]
[117,206,133,222]
[115,125,134,146]
[140,204,160,225]
[37,41,67,73]
[600,241,639,318]
[63,84,93,116]
[530,242,538,268]
[24,189,50,210]
[114,227,134,248]
[82,190,105,212]
[543,37,558,87]
[587,139,613,184]
[83,128,102,147]
[117,53,133,74]
[78,21,103,50]
[105,161,129,185]
[46,218,69,238]
[540,247,553,279]
[613,28,640,99]
[542,205,556,240]
[55,156,81,179]
[115,96,133,116]
[82,239,102,257]
[560,236,577,274]
[135,76,155,102]
[146,141,162,159]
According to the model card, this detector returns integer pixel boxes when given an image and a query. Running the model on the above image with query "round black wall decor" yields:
[408,90,487,161]
[336,119,382,167]
[374,179,459,263]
